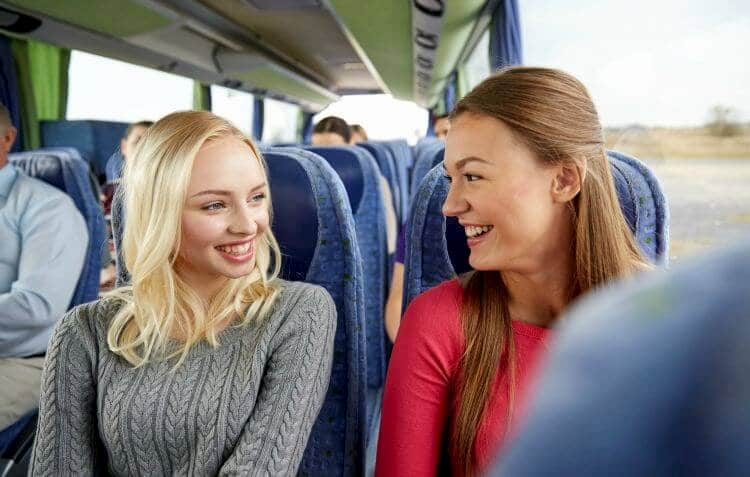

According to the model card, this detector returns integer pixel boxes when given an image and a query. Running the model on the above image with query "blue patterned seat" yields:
[40,119,128,179]
[493,238,750,477]
[9,149,105,307]
[263,148,367,476]
[306,146,388,396]
[358,142,401,225]
[403,150,670,309]
[105,151,124,184]
[410,140,444,199]
[379,140,412,216]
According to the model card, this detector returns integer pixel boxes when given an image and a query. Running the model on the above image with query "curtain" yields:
[0,35,23,152]
[252,96,264,142]
[193,81,211,111]
[299,111,314,144]
[490,0,523,70]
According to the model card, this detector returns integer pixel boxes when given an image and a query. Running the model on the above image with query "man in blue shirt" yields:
[0,104,88,432]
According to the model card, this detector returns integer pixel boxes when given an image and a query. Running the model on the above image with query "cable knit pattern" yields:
[29,280,336,477]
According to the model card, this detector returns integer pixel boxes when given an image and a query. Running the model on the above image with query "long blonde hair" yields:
[107,111,281,368]
[449,67,650,475]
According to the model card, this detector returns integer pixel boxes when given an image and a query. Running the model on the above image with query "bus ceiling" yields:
[0,0,501,111]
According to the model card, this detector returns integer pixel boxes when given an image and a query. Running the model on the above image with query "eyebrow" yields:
[444,156,491,173]
[190,182,267,198]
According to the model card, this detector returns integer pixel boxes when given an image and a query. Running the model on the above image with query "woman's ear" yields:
[551,163,584,203]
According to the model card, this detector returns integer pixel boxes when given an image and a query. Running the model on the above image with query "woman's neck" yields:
[502,254,574,328]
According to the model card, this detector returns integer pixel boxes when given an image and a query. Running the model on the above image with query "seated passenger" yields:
[433,113,451,140]
[30,111,337,475]
[493,239,750,477]
[376,67,650,476]
[384,227,406,342]
[350,123,369,143]
[0,103,88,433]
[311,116,351,146]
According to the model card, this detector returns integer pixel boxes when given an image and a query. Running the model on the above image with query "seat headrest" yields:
[305,146,365,213]
[10,153,66,191]
[263,149,319,281]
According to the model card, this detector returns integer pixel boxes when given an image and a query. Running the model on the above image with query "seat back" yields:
[306,146,387,393]
[105,151,124,184]
[40,120,128,179]
[264,148,367,476]
[9,150,105,307]
[410,141,444,198]
[358,142,401,224]
[403,151,670,309]
[379,140,412,215]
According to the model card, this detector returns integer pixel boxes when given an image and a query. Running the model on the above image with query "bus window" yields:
[210,85,254,138]
[314,94,428,145]
[262,98,299,144]
[460,29,491,95]
[66,51,192,122]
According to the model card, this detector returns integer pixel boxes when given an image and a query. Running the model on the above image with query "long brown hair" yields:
[449,67,649,475]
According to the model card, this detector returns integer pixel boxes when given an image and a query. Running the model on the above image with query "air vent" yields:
[242,0,320,10]
[0,7,41,33]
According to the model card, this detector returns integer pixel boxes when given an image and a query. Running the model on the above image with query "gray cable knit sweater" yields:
[29,280,336,476]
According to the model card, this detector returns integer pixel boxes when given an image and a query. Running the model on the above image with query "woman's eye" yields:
[465,174,481,182]
[202,202,224,211]
[250,193,266,203]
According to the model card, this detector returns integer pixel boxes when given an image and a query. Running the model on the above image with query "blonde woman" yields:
[30,111,336,476]
[376,67,651,476]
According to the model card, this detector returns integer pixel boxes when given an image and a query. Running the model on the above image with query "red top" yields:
[375,279,552,476]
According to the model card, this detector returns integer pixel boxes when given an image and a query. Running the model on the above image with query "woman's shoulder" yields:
[400,278,465,343]
[272,280,336,324]
[49,296,125,355]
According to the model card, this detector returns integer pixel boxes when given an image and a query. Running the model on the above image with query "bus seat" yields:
[263,148,367,477]
[358,142,401,225]
[105,151,124,184]
[379,140,412,214]
[40,120,128,180]
[410,141,444,199]
[9,149,106,307]
[403,150,670,310]
[305,145,388,427]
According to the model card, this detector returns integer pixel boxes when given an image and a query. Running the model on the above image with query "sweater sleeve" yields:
[376,281,464,477]
[29,304,102,476]
[218,285,337,476]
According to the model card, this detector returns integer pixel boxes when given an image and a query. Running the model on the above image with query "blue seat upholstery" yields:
[9,149,105,307]
[112,147,368,476]
[493,239,750,477]
[403,151,670,309]
[105,151,124,184]
[379,140,412,216]
[40,120,128,179]
[358,142,401,224]
[410,141,444,198]
[263,148,367,476]
[306,146,388,432]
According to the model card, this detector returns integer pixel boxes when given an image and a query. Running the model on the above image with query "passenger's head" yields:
[0,103,18,169]
[311,116,351,145]
[433,113,450,140]
[109,111,281,367]
[444,66,645,279]
[349,124,368,143]
[443,67,648,475]
[120,120,153,161]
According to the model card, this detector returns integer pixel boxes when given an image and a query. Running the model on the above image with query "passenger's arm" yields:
[0,195,88,356]
[384,262,404,342]
[376,288,462,476]
[30,305,102,475]
[218,286,336,476]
